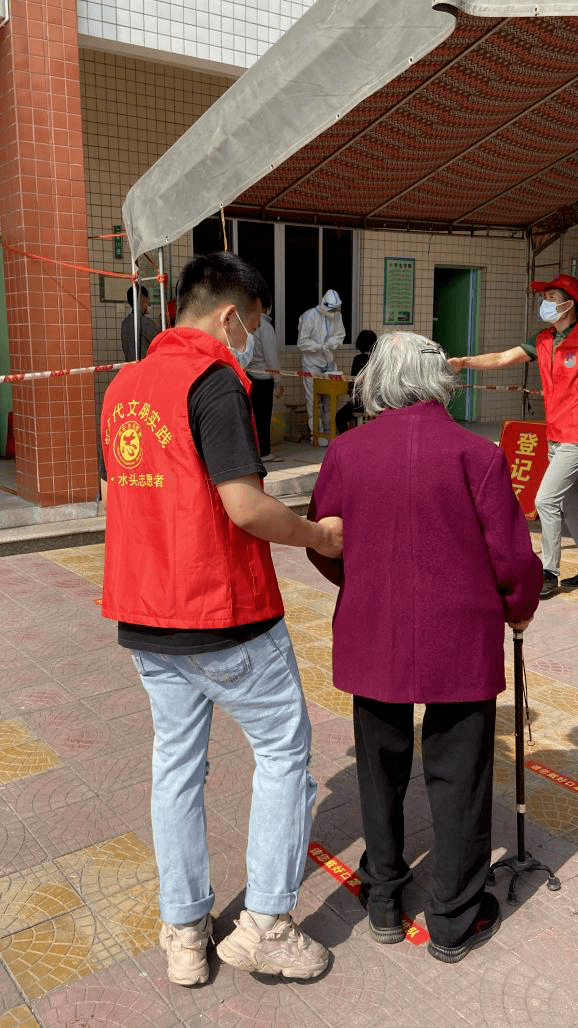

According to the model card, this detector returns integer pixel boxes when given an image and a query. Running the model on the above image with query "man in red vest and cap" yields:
[450,274,578,599]
[100,252,342,986]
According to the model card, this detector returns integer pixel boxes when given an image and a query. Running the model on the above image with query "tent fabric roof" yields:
[231,12,578,232]
[123,0,578,259]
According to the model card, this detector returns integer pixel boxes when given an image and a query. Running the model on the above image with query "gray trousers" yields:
[535,441,578,576]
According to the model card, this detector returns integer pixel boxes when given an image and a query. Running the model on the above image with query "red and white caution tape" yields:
[0,361,545,396]
[0,362,128,385]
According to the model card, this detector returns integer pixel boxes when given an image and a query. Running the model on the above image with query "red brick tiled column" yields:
[0,0,98,506]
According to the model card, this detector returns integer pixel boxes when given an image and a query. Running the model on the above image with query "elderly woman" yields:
[307,332,542,964]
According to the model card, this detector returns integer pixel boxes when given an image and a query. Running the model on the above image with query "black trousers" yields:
[353,695,496,947]
[248,376,275,456]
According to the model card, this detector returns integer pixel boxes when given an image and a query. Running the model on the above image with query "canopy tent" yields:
[123,0,578,261]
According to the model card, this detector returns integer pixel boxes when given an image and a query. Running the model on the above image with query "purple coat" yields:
[308,402,542,704]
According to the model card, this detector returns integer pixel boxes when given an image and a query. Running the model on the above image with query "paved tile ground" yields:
[0,538,576,1027]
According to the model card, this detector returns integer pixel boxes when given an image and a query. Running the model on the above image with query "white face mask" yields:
[223,312,255,369]
[540,299,572,323]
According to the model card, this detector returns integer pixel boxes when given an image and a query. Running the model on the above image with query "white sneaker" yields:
[159,916,213,985]
[216,910,329,979]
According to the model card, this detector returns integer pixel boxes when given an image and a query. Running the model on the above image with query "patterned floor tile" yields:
[294,637,333,670]
[40,545,105,587]
[33,959,181,1028]
[0,728,62,786]
[0,675,73,720]
[0,816,49,877]
[21,707,127,763]
[54,834,157,906]
[299,663,352,719]
[407,945,578,1028]
[310,718,356,769]
[0,963,25,1018]
[44,650,136,696]
[134,938,342,1028]
[90,879,160,956]
[283,602,326,627]
[523,774,578,840]
[68,747,151,794]
[303,617,334,644]
[0,863,82,938]
[0,908,125,1000]
[0,1005,41,1027]
[0,768,95,819]
[0,648,34,675]
[100,782,151,835]
[24,796,127,860]
[109,710,154,750]
[82,686,149,722]
[204,749,256,804]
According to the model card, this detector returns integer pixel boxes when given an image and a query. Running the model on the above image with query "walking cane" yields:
[488,630,561,903]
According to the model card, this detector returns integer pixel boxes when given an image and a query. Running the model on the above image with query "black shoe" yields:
[368,899,405,945]
[561,572,578,588]
[427,892,501,964]
[540,570,559,598]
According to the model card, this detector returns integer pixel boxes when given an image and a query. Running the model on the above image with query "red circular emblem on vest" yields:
[113,420,143,469]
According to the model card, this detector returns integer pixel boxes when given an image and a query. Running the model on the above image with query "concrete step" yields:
[263,464,320,500]
[0,516,105,557]
[0,462,318,555]
[277,494,310,517]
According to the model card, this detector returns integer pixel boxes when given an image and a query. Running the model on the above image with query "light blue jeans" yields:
[131,618,316,924]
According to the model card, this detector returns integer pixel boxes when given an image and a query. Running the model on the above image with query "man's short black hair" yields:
[176,252,272,321]
[126,284,149,308]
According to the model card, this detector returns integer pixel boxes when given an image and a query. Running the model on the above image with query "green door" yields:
[432,266,479,421]
[0,249,11,456]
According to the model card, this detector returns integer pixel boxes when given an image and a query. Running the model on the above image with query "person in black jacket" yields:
[336,330,377,434]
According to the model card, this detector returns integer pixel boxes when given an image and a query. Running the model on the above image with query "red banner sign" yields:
[499,420,549,520]
[525,759,578,793]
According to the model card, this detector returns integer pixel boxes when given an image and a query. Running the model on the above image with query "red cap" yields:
[530,274,578,303]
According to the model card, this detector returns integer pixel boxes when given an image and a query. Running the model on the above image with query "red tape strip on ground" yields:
[307,842,430,945]
[525,759,578,793]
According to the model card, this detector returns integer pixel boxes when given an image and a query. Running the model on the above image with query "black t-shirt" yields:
[102,364,281,654]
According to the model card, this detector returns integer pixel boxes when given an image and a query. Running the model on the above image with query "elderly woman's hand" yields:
[508,617,533,632]
[313,516,343,559]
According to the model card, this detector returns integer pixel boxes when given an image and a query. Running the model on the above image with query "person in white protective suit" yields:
[297,289,346,441]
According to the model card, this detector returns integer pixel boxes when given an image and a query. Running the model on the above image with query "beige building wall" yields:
[79,47,235,424]
[360,230,543,425]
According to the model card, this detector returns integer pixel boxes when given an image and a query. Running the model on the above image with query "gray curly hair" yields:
[353,331,459,414]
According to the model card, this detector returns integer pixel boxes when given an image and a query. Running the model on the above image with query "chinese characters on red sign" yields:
[499,420,549,519]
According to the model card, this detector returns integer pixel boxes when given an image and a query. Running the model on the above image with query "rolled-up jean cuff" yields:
[160,890,215,925]
[244,888,298,916]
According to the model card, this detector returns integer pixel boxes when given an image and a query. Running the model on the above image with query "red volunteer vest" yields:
[100,327,284,628]
[535,322,578,443]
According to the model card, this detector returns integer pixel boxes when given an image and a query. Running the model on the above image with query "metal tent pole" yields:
[132,257,142,361]
[158,247,167,330]
[488,631,561,903]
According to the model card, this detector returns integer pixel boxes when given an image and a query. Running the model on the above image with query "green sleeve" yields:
[520,330,539,361]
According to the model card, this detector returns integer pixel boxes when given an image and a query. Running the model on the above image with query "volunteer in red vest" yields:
[449,274,578,599]
[100,252,342,987]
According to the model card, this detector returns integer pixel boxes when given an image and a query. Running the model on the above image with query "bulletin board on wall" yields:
[383,257,415,326]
